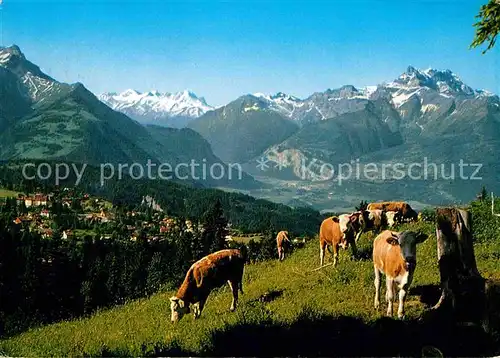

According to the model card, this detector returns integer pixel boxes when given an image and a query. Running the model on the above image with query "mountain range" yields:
[188,65,500,211]
[0,45,260,190]
[2,44,499,211]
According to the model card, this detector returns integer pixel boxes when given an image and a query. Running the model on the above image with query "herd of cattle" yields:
[169,201,457,323]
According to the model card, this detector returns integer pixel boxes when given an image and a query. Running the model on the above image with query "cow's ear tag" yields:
[386,238,398,245]
[386,233,399,246]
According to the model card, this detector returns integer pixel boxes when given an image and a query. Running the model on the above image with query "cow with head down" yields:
[351,209,393,240]
[339,209,371,243]
[373,230,428,319]
[276,230,291,261]
[366,209,390,234]
[339,208,393,244]
[320,215,358,267]
[169,249,245,323]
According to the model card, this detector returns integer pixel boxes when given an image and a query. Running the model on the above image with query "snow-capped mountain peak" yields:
[0,45,28,65]
[250,91,304,118]
[269,91,301,102]
[389,65,476,97]
[120,89,141,97]
[146,90,161,96]
[99,89,214,127]
[253,91,301,102]
[0,44,70,102]
[0,45,55,81]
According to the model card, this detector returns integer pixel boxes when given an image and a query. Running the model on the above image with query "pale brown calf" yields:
[170,249,245,323]
[276,230,290,261]
[373,230,427,318]
[319,216,357,267]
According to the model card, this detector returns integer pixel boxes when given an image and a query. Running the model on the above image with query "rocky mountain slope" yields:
[187,95,300,163]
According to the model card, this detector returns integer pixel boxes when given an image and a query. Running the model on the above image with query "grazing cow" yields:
[367,201,418,222]
[368,209,383,228]
[320,216,357,267]
[341,209,387,242]
[367,209,388,233]
[373,230,428,318]
[170,249,245,323]
[340,210,368,243]
[386,210,402,228]
[276,230,291,261]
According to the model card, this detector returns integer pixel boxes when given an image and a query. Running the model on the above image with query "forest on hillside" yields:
[0,160,324,235]
[0,162,319,337]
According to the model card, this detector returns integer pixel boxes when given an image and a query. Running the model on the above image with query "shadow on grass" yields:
[354,246,372,261]
[257,289,284,303]
[411,284,442,307]
[202,310,498,357]
[93,308,499,358]
[99,340,197,357]
[94,282,500,357]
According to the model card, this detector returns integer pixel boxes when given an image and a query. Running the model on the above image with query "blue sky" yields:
[2,0,499,106]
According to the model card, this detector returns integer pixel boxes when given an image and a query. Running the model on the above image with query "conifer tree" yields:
[201,199,229,254]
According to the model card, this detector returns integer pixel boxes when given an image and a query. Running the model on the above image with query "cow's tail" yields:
[238,262,245,294]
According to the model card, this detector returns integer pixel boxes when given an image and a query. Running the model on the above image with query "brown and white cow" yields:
[385,210,403,228]
[276,230,290,261]
[368,209,384,228]
[373,230,428,318]
[366,209,389,233]
[367,201,418,222]
[340,209,388,242]
[169,249,245,323]
[339,210,368,243]
[320,216,357,267]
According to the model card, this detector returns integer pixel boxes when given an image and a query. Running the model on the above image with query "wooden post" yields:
[432,208,486,328]
[432,207,487,329]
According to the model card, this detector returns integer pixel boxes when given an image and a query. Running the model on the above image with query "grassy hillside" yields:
[2,220,499,357]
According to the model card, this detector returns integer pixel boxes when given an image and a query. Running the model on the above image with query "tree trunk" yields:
[432,208,487,329]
